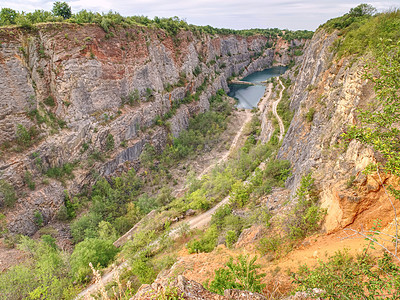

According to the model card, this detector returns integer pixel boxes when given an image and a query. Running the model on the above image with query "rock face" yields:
[275,28,399,233]
[133,274,267,300]
[0,24,306,235]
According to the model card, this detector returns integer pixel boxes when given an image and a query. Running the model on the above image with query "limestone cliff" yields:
[276,28,398,233]
[0,23,305,235]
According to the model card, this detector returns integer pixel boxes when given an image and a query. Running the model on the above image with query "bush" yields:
[105,133,114,151]
[187,225,218,253]
[0,8,17,25]
[16,124,39,149]
[45,163,76,181]
[258,235,282,255]
[230,181,250,208]
[33,211,44,227]
[211,205,232,229]
[0,237,75,300]
[293,250,400,299]
[225,230,238,248]
[193,65,201,77]
[44,96,55,107]
[70,212,102,243]
[206,255,266,295]
[24,171,35,190]
[70,238,118,282]
[304,107,316,122]
[286,173,325,240]
[0,180,17,207]
[130,255,157,284]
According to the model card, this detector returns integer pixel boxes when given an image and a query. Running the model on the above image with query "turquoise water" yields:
[228,66,287,109]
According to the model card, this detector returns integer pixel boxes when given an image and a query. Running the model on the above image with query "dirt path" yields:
[273,78,285,141]
[76,109,254,299]
[258,83,272,112]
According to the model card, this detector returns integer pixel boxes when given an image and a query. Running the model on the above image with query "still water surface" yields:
[228,66,287,109]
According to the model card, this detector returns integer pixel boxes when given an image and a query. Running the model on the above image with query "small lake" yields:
[228,66,287,109]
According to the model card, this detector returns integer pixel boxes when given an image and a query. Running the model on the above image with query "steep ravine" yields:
[0,23,306,236]
[140,26,400,299]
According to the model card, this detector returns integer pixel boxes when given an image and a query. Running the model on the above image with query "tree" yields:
[0,8,17,25]
[70,238,118,282]
[349,4,377,17]
[52,2,71,19]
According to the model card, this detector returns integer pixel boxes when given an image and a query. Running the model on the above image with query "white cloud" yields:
[0,0,399,30]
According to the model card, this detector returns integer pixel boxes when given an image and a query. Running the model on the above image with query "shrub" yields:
[186,225,218,253]
[105,133,114,151]
[16,124,38,148]
[230,181,250,208]
[225,230,238,248]
[0,8,17,25]
[258,235,282,255]
[304,107,316,122]
[293,250,400,299]
[70,212,101,242]
[24,171,35,190]
[44,96,55,107]
[0,237,75,299]
[33,211,43,227]
[130,255,157,284]
[286,173,325,240]
[0,180,17,207]
[206,255,266,295]
[70,238,118,282]
[193,65,201,77]
[45,163,76,181]
[211,205,232,230]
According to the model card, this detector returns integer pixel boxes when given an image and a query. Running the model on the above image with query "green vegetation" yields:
[289,7,400,300]
[322,5,400,58]
[105,133,115,151]
[70,238,118,282]
[52,2,72,20]
[0,6,312,41]
[258,173,324,257]
[45,162,76,182]
[15,124,40,151]
[142,89,232,167]
[34,210,44,227]
[304,107,316,122]
[186,225,218,253]
[27,107,66,132]
[293,250,400,299]
[286,173,325,240]
[44,96,56,107]
[277,77,294,132]
[70,169,142,242]
[0,179,17,207]
[0,236,77,299]
[321,3,376,32]
[206,255,266,295]
[342,14,400,263]
[24,171,36,190]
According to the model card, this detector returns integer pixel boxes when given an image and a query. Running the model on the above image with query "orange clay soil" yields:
[173,222,399,297]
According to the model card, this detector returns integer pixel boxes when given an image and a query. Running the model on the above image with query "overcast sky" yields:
[1,1,399,30]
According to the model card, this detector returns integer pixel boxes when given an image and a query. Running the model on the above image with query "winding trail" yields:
[76,109,253,300]
[76,79,286,299]
[273,77,285,141]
